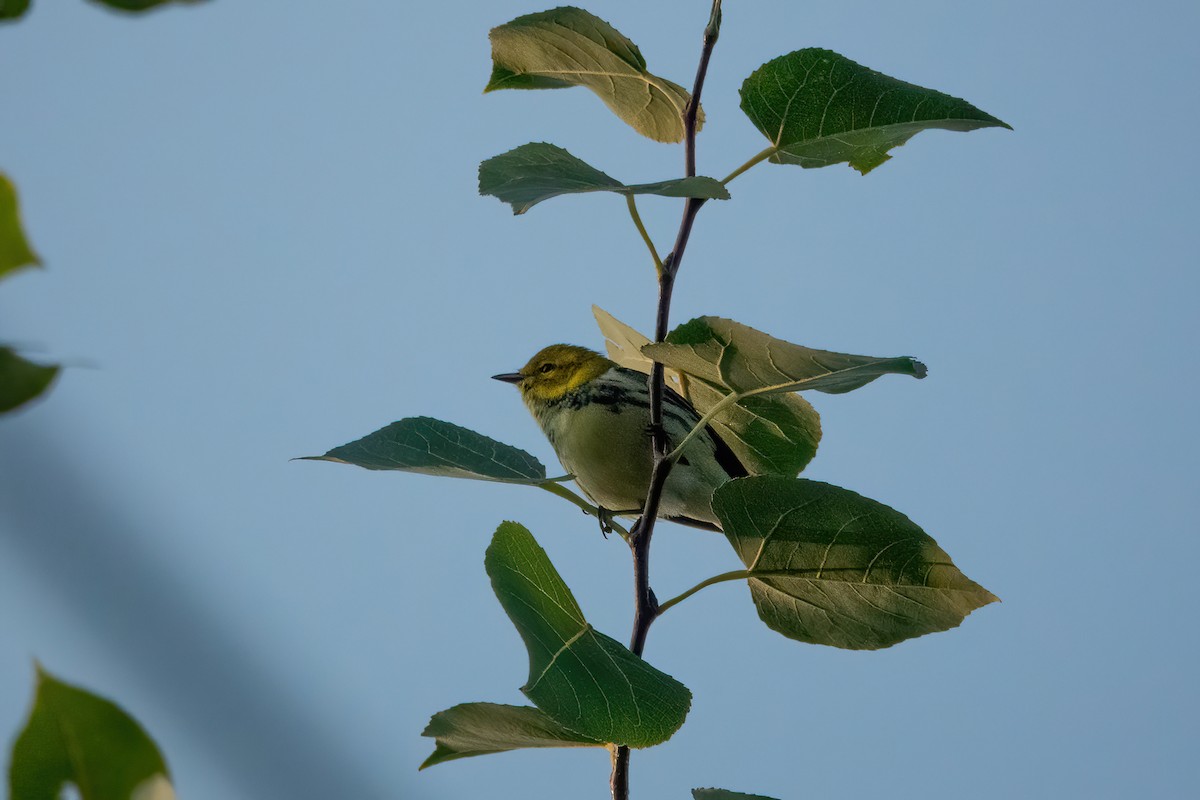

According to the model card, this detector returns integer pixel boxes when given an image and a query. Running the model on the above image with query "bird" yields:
[492,344,747,532]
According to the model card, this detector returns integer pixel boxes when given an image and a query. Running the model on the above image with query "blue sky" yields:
[1,1,1197,798]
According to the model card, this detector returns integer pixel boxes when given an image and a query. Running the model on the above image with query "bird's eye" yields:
[539,363,555,374]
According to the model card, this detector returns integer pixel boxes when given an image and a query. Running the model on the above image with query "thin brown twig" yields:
[610,3,722,798]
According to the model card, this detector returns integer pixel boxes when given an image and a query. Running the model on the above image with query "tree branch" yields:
[611,3,722,799]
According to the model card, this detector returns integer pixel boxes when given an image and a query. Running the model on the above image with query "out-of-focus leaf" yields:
[302,417,547,485]
[87,0,206,12]
[487,522,691,747]
[486,6,701,143]
[644,316,926,396]
[714,476,998,650]
[693,790,781,800]
[0,347,58,414]
[480,143,728,215]
[0,0,31,21]
[420,703,602,769]
[9,666,174,800]
[740,48,1010,174]
[0,174,40,280]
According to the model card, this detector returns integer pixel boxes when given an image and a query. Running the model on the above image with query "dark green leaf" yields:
[302,417,547,484]
[0,174,40,280]
[9,666,173,800]
[644,316,926,396]
[86,0,206,12]
[420,702,602,769]
[714,476,998,650]
[740,48,1010,174]
[686,378,820,477]
[694,790,781,800]
[0,0,31,21]
[595,307,821,477]
[486,522,691,747]
[480,143,728,215]
[486,7,701,143]
[0,347,58,414]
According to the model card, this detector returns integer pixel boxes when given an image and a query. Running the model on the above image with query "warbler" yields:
[493,344,747,531]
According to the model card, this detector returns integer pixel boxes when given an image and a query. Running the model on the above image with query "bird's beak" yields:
[491,372,524,385]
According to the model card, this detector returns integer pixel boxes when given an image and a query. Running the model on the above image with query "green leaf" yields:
[643,316,926,396]
[0,347,58,414]
[486,522,691,747]
[480,143,728,215]
[594,307,820,477]
[302,417,547,485]
[713,476,998,650]
[740,48,1010,174]
[420,702,603,769]
[694,790,781,800]
[86,0,206,12]
[594,304,686,395]
[0,0,31,21]
[486,7,701,143]
[686,378,820,477]
[9,666,173,800]
[0,174,40,280]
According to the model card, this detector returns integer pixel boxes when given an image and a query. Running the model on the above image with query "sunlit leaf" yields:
[740,48,1010,174]
[594,304,685,394]
[481,143,728,215]
[595,307,821,476]
[644,316,926,396]
[0,347,58,414]
[487,522,691,746]
[302,416,547,485]
[9,666,173,800]
[714,476,998,650]
[0,174,40,280]
[693,790,781,800]
[420,702,602,769]
[486,6,701,143]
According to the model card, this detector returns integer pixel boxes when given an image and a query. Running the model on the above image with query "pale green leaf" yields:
[487,522,691,747]
[644,316,926,396]
[480,143,728,215]
[595,307,821,476]
[0,347,58,414]
[9,666,173,800]
[302,416,547,485]
[594,304,685,395]
[693,790,781,800]
[714,476,998,650]
[740,48,1010,174]
[0,174,40,280]
[486,6,701,143]
[420,703,602,769]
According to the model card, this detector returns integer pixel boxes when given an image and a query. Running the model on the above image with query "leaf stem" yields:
[612,4,722,800]
[624,194,664,276]
[720,146,776,186]
[655,569,752,615]
[537,481,630,541]
[656,567,828,615]
[663,389,744,466]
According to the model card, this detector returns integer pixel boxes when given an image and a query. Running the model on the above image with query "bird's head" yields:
[492,344,615,406]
